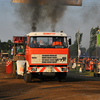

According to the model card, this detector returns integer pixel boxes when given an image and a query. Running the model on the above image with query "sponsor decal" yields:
[43,33,55,35]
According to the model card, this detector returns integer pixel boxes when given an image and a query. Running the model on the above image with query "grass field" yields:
[70,67,94,77]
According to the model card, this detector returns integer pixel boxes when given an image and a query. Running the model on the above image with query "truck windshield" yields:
[30,36,68,48]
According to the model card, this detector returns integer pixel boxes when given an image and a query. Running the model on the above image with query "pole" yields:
[78,30,80,62]
[96,33,97,59]
[14,44,15,56]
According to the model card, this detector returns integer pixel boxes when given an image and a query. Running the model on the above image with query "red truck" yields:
[7,31,71,83]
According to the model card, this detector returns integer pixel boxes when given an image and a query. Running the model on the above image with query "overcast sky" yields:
[0,0,100,49]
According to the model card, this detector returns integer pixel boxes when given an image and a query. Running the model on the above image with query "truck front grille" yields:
[42,55,57,63]
[31,54,67,64]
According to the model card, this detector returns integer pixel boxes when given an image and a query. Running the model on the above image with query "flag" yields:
[97,34,100,46]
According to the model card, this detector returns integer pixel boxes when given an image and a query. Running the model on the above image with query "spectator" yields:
[2,56,5,62]
[69,58,72,69]
[72,58,76,69]
[82,58,86,71]
[5,56,7,61]
[94,59,98,71]
[17,46,23,53]
[11,46,14,59]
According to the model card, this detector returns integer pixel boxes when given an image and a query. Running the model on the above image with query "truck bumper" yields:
[28,66,69,73]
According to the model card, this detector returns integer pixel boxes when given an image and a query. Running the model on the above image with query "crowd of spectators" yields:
[69,57,100,72]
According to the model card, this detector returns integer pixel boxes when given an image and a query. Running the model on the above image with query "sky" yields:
[0,0,100,49]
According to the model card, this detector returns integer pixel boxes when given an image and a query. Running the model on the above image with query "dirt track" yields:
[1,64,100,100]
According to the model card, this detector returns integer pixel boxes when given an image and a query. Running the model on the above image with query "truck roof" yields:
[27,32,67,37]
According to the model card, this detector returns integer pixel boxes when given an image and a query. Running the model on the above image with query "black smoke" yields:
[14,0,66,32]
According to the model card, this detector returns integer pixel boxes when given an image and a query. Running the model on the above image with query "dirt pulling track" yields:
[1,63,100,100]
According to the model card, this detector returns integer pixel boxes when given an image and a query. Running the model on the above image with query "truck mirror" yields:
[69,39,71,45]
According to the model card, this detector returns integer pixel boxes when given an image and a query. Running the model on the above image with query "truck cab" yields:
[15,32,71,82]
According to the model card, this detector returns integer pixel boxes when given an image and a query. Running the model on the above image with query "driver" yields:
[32,40,38,47]
[52,38,62,46]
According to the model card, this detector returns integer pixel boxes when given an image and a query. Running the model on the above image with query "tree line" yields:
[0,40,13,57]
[69,26,100,59]
[0,26,99,59]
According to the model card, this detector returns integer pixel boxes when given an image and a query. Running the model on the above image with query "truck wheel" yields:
[57,73,67,82]
[56,73,61,82]
[58,75,62,82]
[24,71,32,83]
[62,73,67,82]
[15,64,21,79]
[15,71,21,79]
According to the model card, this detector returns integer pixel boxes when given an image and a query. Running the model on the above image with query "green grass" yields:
[70,67,94,77]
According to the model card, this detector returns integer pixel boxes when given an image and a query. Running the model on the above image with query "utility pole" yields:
[78,29,80,62]
[98,29,100,58]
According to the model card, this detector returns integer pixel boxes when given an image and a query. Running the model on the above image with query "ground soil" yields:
[0,63,100,100]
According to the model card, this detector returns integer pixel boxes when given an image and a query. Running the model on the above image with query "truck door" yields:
[25,36,29,60]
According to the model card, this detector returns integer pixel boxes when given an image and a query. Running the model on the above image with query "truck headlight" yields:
[62,68,67,71]
[31,68,37,71]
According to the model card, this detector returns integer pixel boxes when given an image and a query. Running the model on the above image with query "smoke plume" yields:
[14,0,66,32]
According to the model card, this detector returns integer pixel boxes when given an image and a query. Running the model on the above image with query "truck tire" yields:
[57,72,67,82]
[58,75,62,82]
[15,71,21,79]
[24,71,32,83]
[62,72,67,82]
[15,64,21,79]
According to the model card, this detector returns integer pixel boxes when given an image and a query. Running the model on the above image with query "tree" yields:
[7,40,13,57]
[69,31,83,58]
[7,40,13,50]
[69,44,78,58]
[80,47,86,56]
[0,39,1,50]
[75,31,83,45]
[89,26,99,57]
[0,40,13,57]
